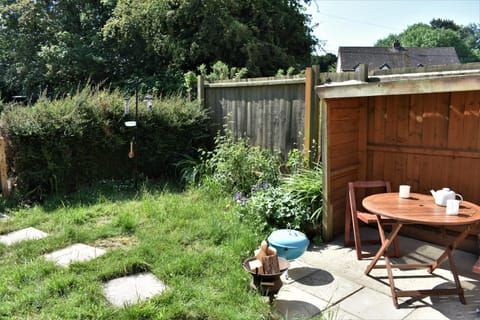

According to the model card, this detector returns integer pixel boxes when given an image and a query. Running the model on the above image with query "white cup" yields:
[399,185,411,198]
[446,199,460,215]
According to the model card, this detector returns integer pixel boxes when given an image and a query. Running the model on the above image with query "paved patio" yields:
[274,227,480,320]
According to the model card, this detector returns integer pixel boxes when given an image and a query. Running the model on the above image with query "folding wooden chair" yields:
[344,180,400,260]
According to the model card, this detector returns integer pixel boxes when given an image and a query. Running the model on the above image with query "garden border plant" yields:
[191,130,324,240]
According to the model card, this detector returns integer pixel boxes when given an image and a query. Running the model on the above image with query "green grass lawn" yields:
[0,181,272,319]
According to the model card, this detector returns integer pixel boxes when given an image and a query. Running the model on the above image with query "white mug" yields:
[399,185,410,198]
[446,199,461,215]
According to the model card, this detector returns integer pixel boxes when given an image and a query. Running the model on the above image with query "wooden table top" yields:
[362,193,480,226]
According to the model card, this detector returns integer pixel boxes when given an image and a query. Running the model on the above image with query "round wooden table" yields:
[362,192,480,308]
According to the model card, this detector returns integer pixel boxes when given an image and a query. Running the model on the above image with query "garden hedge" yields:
[0,87,210,200]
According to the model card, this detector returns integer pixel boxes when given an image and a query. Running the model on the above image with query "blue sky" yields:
[306,0,480,54]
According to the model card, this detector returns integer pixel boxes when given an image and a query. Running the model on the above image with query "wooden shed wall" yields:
[366,91,480,198]
[324,97,366,234]
[325,90,480,250]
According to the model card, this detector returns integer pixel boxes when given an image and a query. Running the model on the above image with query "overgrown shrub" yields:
[280,162,323,222]
[235,164,323,234]
[0,86,210,200]
[235,184,311,232]
[189,131,323,237]
[193,130,281,198]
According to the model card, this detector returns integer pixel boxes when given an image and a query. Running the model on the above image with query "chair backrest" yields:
[348,180,391,214]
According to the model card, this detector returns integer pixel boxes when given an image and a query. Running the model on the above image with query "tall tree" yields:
[0,0,316,99]
[375,21,480,63]
[103,0,316,77]
[0,0,113,99]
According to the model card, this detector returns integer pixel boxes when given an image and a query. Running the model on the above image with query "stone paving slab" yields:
[291,269,363,306]
[403,306,453,320]
[336,287,413,320]
[44,243,107,267]
[103,272,167,307]
[274,284,327,319]
[0,227,48,246]
[280,259,320,285]
[322,305,362,320]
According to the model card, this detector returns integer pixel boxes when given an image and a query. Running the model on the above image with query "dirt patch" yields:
[96,218,111,226]
[93,235,139,249]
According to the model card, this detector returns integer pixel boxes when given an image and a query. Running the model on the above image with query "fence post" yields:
[303,65,320,164]
[197,75,205,108]
[357,64,368,82]
[0,137,9,197]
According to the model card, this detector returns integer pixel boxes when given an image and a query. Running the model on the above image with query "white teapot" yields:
[430,188,463,206]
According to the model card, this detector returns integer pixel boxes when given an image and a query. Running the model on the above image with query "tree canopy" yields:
[374,19,480,63]
[0,0,316,100]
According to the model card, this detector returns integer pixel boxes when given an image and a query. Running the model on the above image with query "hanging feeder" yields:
[128,141,134,158]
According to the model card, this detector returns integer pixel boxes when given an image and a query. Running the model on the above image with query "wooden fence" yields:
[199,72,315,159]
[198,66,369,160]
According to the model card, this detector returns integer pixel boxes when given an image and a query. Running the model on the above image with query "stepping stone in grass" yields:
[103,272,167,307]
[0,227,48,246]
[44,243,107,267]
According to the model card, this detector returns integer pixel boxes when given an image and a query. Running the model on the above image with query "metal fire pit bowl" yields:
[242,257,289,302]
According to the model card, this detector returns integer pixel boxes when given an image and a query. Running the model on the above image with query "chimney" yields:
[393,39,401,49]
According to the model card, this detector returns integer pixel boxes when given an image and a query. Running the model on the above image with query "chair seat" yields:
[473,257,480,274]
[357,212,377,224]
[357,212,397,225]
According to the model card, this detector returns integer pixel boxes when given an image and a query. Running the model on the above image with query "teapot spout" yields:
[430,189,436,197]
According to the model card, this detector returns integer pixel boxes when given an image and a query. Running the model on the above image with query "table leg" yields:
[446,248,466,304]
[383,254,400,308]
[365,222,403,275]
[430,223,477,273]
[370,222,473,308]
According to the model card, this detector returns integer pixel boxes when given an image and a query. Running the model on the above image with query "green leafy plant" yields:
[235,184,310,232]
[280,162,323,223]
[195,129,281,197]
[234,161,323,238]
[197,61,249,82]
[183,71,197,100]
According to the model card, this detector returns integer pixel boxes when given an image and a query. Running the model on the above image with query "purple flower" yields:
[234,191,242,201]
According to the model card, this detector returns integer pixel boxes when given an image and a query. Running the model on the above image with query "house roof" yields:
[337,44,460,72]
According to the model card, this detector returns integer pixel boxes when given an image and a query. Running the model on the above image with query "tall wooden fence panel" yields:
[201,78,307,158]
